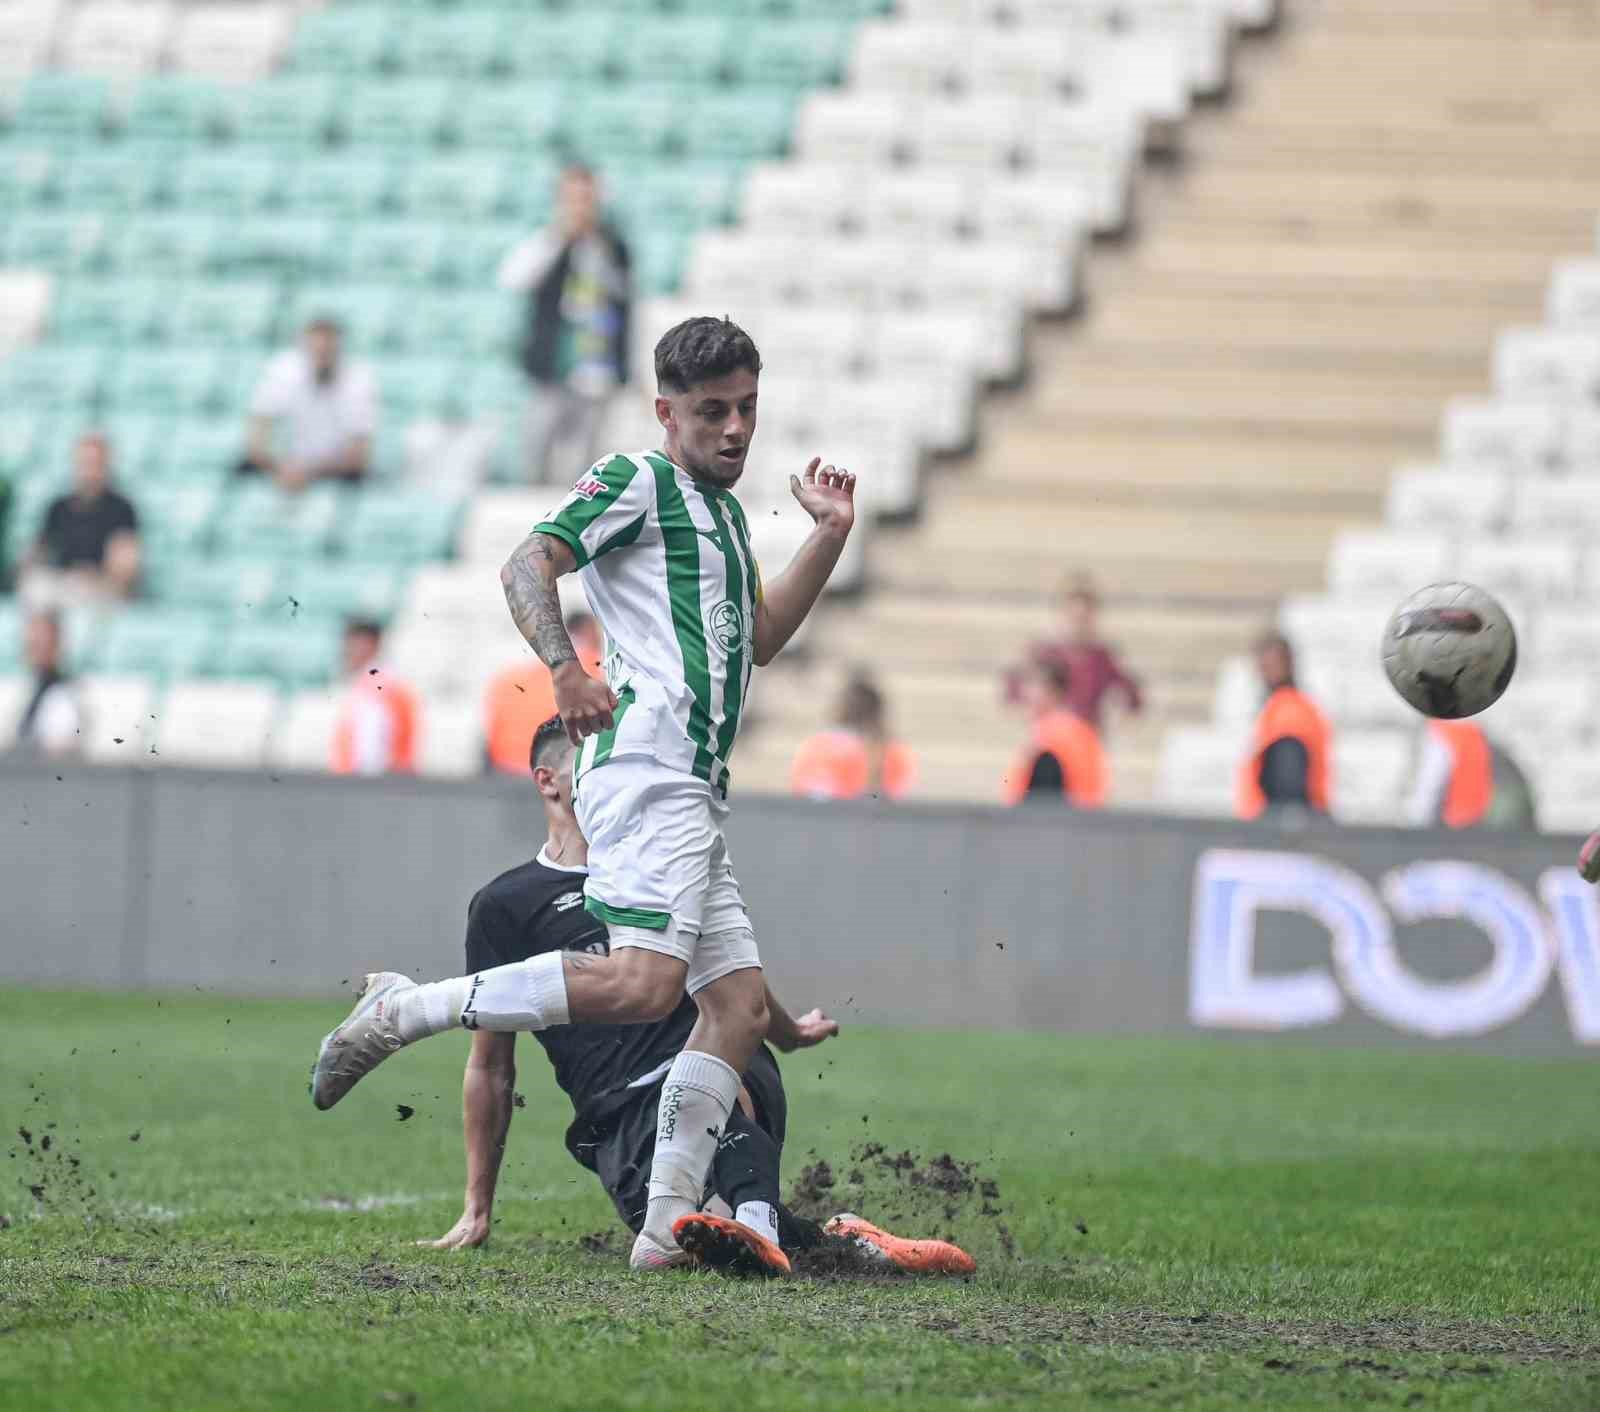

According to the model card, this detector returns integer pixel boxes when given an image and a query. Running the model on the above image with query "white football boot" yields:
[629,1227,693,1273]
[309,971,416,1111]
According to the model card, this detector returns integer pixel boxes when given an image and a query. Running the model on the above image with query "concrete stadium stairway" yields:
[738,0,1600,805]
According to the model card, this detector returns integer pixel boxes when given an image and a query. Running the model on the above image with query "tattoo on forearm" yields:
[564,953,601,973]
[502,533,577,669]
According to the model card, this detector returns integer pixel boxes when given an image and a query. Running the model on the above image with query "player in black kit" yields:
[417,716,974,1277]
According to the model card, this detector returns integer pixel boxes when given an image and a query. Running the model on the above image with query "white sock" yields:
[642,1051,740,1240]
[392,953,568,1041]
[736,1200,779,1247]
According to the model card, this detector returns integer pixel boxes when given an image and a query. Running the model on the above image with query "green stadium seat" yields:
[141,483,227,555]
[609,159,740,229]
[286,284,402,354]
[110,215,225,279]
[220,76,342,147]
[169,282,283,349]
[398,290,521,360]
[280,155,398,220]
[55,148,175,214]
[0,602,19,675]
[684,91,794,158]
[151,556,280,614]
[172,153,288,217]
[161,418,242,482]
[286,5,397,76]
[5,473,72,564]
[735,20,851,89]
[452,85,563,154]
[4,212,111,276]
[338,489,462,565]
[631,227,692,296]
[122,76,228,144]
[106,349,238,418]
[0,347,112,415]
[215,613,342,688]
[566,87,684,161]
[462,360,526,421]
[49,279,175,348]
[608,18,732,84]
[396,155,517,222]
[338,220,455,285]
[339,79,457,148]
[100,414,178,483]
[393,11,512,77]
[445,221,527,287]
[215,481,343,559]
[0,146,60,214]
[502,14,616,79]
[276,560,404,623]
[370,356,463,421]
[9,75,115,141]
[89,606,222,681]
[0,414,45,479]
[213,217,338,281]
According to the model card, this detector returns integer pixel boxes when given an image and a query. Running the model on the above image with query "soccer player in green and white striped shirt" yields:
[310,317,859,1274]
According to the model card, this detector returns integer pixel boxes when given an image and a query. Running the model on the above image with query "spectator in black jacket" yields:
[498,164,632,484]
[19,432,140,608]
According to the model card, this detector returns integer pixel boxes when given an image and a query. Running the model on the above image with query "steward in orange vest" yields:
[483,613,603,776]
[790,672,918,801]
[1406,718,1494,829]
[1001,659,1109,807]
[330,620,420,776]
[1235,634,1332,820]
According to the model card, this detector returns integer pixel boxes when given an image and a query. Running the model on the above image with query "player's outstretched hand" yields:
[789,1008,840,1049]
[789,458,856,536]
[552,661,619,745]
[418,1209,490,1250]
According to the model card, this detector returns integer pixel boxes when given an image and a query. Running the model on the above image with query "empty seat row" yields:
[1441,397,1600,473]
[1326,527,1599,606]
[0,2,290,83]
[1387,465,1600,537]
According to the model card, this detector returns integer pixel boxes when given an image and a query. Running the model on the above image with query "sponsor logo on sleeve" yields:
[572,474,606,501]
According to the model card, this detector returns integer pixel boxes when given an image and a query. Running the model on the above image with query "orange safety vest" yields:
[1235,686,1331,820]
[1001,708,1108,808]
[483,644,605,776]
[790,730,918,801]
[330,673,420,776]
[1429,718,1493,829]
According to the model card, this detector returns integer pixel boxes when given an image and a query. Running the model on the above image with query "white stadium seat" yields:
[976,174,1093,253]
[1385,465,1508,534]
[1210,653,1257,727]
[1439,398,1563,473]
[78,674,157,764]
[862,171,973,242]
[156,682,279,769]
[0,675,28,749]
[795,92,907,167]
[1547,259,1600,330]
[1562,408,1600,474]
[964,28,1081,100]
[1331,730,1411,825]
[0,0,62,79]
[0,270,52,356]
[739,164,853,238]
[1327,529,1453,600]
[170,3,288,81]
[269,688,340,773]
[850,21,966,95]
[1493,328,1600,402]
[60,1,174,76]
[459,490,550,567]
[911,96,1028,170]
[1510,478,1600,538]
[1277,595,1391,668]
[1017,104,1141,231]
[1529,607,1600,676]
[1336,665,1415,730]
[1155,724,1247,816]
[1478,673,1595,750]
[418,700,483,779]
[1457,536,1583,604]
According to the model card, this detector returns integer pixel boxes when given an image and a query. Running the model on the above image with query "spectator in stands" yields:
[241,317,378,492]
[18,431,140,609]
[498,163,632,484]
[330,619,420,777]
[1405,720,1536,831]
[790,671,917,802]
[1004,575,1142,733]
[1000,659,1108,808]
[1235,633,1332,822]
[483,613,604,776]
[12,611,82,758]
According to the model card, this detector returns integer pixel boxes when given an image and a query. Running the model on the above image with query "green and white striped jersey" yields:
[533,451,762,794]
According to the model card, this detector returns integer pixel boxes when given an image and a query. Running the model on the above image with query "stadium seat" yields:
[89,606,221,680]
[685,91,795,160]
[795,92,906,166]
[276,561,404,624]
[214,217,337,281]
[0,144,61,213]
[734,20,851,89]
[150,556,280,615]
[56,148,174,214]
[1565,409,1600,474]
[1493,328,1600,403]
[268,687,341,772]
[139,483,227,556]
[1276,596,1396,672]
[3,211,110,276]
[122,75,226,143]
[458,491,549,567]
[339,79,457,148]
[219,75,341,146]
[277,154,397,222]
[77,673,159,763]
[1510,478,1600,538]
[501,12,617,80]
[338,490,462,565]
[1327,530,1453,600]
[1546,258,1600,330]
[216,483,344,560]
[172,153,287,217]
[286,4,395,76]
[58,2,175,77]
[1439,399,1563,474]
[0,0,62,81]
[50,279,177,348]
[1385,466,1508,535]
[392,9,511,77]
[396,155,517,222]
[1457,537,1583,604]
[8,73,115,140]
[0,346,111,414]
[170,281,282,348]
[105,349,236,418]
[110,215,226,279]
[170,3,291,81]
[155,680,280,768]
[399,290,520,360]
[216,613,343,688]
[1331,730,1410,825]
[608,17,732,83]
[1155,724,1247,816]
[337,220,455,285]
[0,677,30,751]
[163,417,242,482]
[452,84,565,154]
[282,283,401,355]
[417,699,483,778]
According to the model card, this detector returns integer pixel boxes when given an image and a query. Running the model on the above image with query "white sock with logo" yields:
[642,1051,741,1243]
[736,1201,780,1247]
[391,953,569,1042]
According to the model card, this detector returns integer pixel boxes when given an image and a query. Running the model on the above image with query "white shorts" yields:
[574,758,760,995]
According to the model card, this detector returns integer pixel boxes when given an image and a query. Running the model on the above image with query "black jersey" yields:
[463,850,697,1119]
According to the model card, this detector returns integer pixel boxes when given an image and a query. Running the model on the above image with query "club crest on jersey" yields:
[572,473,607,501]
[708,599,747,652]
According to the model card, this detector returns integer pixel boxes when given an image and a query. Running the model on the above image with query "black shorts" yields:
[565,1046,788,1235]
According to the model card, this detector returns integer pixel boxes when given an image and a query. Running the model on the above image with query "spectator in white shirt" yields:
[241,317,379,493]
[498,164,632,484]
[13,611,82,759]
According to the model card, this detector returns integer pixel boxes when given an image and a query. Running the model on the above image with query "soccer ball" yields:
[1380,582,1518,719]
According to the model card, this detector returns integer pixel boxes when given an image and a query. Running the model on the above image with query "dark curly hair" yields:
[529,715,573,774]
[654,316,762,394]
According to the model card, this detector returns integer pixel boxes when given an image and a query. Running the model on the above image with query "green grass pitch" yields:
[2,988,1597,1411]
